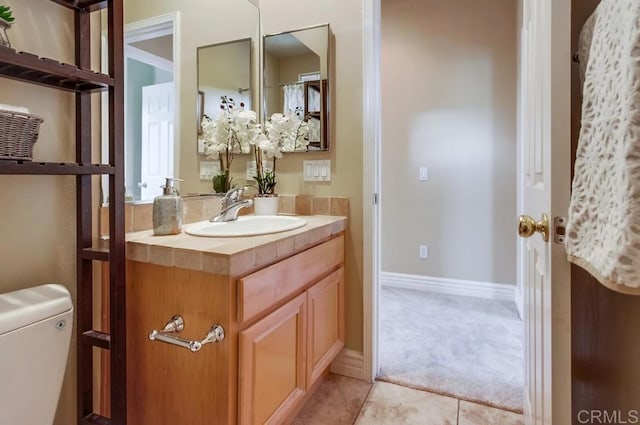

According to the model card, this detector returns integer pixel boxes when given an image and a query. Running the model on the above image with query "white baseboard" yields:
[330,348,366,381]
[515,284,524,320]
[381,272,516,302]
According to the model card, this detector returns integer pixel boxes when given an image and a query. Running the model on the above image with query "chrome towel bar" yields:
[148,315,224,352]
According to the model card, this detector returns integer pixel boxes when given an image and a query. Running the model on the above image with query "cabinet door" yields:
[306,267,345,386]
[238,293,307,425]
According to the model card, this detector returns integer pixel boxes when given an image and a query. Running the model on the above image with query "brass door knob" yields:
[518,213,549,242]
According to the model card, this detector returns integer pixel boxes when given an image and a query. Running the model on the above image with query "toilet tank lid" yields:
[0,284,73,335]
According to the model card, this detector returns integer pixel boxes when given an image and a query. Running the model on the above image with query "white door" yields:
[141,82,175,200]
[518,0,571,424]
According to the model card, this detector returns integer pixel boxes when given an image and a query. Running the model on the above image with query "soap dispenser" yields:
[153,178,184,235]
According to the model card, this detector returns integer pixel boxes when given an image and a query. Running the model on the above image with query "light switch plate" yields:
[247,160,273,181]
[303,160,331,181]
[419,167,429,181]
[246,161,257,180]
[200,160,221,180]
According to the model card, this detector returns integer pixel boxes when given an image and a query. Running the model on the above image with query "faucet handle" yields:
[220,186,246,209]
[225,186,246,201]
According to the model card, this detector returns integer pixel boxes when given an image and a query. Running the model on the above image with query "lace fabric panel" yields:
[566,0,640,294]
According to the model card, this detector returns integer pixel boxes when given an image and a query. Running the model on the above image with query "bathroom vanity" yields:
[124,215,346,425]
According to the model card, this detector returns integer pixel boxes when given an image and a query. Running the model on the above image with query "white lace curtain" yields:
[283,83,305,116]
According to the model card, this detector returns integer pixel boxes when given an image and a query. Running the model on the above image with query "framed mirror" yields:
[263,24,331,152]
[197,38,253,155]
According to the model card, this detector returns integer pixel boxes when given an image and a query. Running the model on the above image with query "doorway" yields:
[375,0,523,413]
[365,0,573,422]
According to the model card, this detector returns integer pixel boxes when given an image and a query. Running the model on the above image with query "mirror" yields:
[196,38,253,156]
[120,18,177,202]
[263,24,331,152]
[104,0,260,204]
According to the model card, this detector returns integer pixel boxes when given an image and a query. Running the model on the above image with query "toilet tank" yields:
[0,284,74,425]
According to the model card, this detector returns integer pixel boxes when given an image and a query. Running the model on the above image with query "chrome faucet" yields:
[210,187,253,222]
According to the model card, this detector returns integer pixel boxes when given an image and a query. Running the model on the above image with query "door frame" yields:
[363,3,572,422]
[362,0,382,382]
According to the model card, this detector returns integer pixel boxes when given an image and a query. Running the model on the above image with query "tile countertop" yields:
[126,215,347,277]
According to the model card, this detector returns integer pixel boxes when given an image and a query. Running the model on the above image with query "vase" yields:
[253,194,279,215]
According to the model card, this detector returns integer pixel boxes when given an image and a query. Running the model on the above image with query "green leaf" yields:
[0,5,14,23]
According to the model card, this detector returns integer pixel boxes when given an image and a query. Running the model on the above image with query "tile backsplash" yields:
[99,194,349,236]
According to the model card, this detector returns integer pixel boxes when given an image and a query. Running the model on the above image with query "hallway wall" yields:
[381,0,518,286]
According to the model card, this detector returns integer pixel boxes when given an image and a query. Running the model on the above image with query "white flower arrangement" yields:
[199,96,263,192]
[198,96,310,195]
[264,111,310,153]
[250,111,310,195]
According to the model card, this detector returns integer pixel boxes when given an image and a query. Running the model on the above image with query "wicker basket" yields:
[0,109,44,161]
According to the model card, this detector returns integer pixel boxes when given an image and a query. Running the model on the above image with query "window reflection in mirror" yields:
[196,38,253,155]
[263,24,330,152]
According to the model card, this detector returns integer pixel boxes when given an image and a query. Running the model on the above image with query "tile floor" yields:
[292,374,524,425]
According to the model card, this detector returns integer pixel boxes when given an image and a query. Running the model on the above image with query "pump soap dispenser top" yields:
[153,177,184,236]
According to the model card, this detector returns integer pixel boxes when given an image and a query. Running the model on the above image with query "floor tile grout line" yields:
[351,380,376,425]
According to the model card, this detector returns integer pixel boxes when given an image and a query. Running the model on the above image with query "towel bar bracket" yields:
[148,315,225,352]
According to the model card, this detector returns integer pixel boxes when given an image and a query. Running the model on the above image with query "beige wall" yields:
[381,0,518,285]
[0,1,103,424]
[259,0,364,351]
[264,51,282,117]
[131,34,173,61]
[265,52,319,117]
[198,39,252,117]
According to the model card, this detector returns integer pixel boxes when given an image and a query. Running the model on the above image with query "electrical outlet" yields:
[419,245,429,259]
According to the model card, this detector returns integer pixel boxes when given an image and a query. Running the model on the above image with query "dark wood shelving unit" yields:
[0,161,115,174]
[50,0,107,12]
[0,46,113,92]
[0,1,125,424]
[82,245,110,261]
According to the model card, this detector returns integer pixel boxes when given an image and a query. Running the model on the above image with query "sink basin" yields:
[184,215,307,237]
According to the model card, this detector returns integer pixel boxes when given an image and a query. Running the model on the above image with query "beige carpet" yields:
[377,286,524,413]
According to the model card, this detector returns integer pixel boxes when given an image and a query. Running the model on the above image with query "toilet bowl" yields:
[0,283,74,425]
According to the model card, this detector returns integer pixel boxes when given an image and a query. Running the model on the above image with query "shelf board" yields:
[82,245,110,261]
[0,46,113,92]
[50,0,107,12]
[82,330,111,350]
[82,413,111,425]
[0,161,115,175]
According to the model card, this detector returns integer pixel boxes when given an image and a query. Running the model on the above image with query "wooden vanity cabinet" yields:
[306,268,345,386]
[237,236,345,425]
[238,293,307,425]
[238,267,345,425]
[126,234,345,425]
